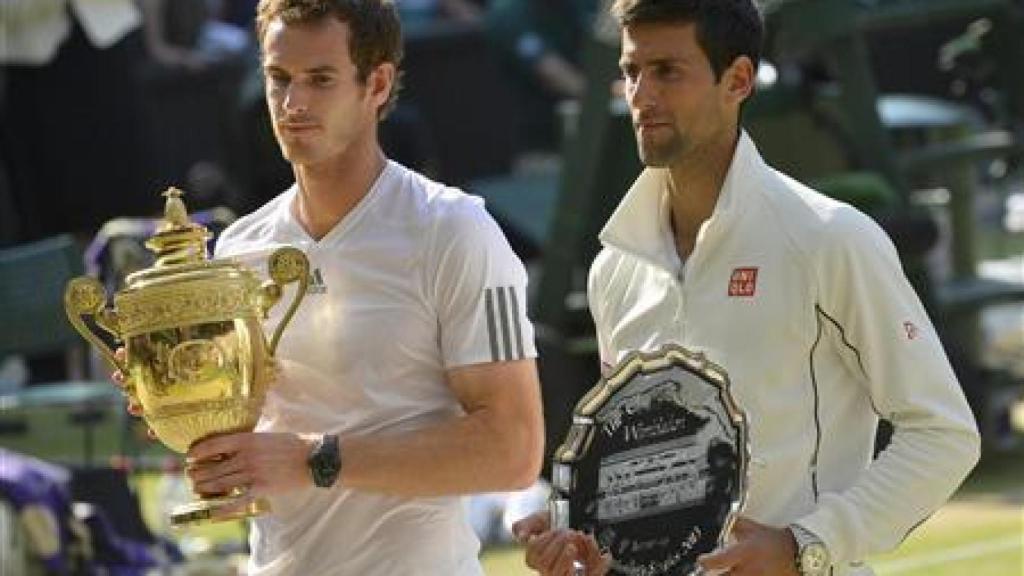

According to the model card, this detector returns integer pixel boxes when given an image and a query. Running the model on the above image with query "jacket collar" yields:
[598,130,765,272]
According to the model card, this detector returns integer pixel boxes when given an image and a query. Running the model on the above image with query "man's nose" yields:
[283,84,309,114]
[628,73,656,110]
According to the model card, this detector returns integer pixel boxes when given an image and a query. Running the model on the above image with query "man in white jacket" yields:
[515,0,981,575]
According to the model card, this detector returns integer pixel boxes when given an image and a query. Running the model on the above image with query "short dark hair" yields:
[256,0,404,118]
[611,0,763,82]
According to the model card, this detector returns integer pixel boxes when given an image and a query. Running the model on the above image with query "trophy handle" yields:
[263,247,310,355]
[64,277,128,374]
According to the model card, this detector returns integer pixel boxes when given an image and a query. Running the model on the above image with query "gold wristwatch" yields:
[790,524,830,576]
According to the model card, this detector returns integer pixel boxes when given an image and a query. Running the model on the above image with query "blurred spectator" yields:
[486,0,596,151]
[398,0,485,25]
[0,0,140,66]
[134,0,252,215]
[218,0,261,28]
[137,0,250,71]
[1,0,148,241]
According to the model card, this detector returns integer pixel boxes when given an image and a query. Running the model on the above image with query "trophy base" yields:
[169,493,271,528]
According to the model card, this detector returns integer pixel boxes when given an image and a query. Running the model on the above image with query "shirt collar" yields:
[598,130,764,271]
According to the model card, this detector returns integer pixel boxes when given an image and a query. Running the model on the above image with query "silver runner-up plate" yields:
[549,344,749,576]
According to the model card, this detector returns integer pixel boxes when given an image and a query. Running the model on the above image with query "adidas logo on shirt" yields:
[307,268,327,295]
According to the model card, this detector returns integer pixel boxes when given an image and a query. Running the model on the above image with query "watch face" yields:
[799,542,830,576]
[310,436,341,488]
[313,456,339,486]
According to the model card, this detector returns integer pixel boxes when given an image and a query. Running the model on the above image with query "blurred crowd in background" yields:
[0,0,601,245]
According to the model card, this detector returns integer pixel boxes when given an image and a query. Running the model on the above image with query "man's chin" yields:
[638,149,673,168]
[637,140,685,168]
[279,146,321,166]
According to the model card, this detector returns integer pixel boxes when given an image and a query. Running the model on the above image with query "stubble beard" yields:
[276,129,329,167]
[636,128,686,168]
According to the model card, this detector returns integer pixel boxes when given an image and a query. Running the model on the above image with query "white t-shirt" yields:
[214,160,537,575]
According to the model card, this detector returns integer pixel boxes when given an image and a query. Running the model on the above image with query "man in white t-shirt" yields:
[167,1,544,574]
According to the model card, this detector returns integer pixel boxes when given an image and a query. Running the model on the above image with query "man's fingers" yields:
[577,532,610,575]
[187,454,247,484]
[187,434,245,463]
[111,347,140,420]
[731,516,758,535]
[522,528,608,575]
[193,469,253,498]
[208,492,258,521]
[513,511,550,544]
[698,542,744,571]
[527,531,574,574]
[537,531,573,572]
[552,542,579,576]
[112,348,127,384]
[523,530,557,570]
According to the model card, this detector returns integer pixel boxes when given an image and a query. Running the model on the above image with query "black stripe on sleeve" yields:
[485,288,499,362]
[509,286,525,360]
[496,286,513,361]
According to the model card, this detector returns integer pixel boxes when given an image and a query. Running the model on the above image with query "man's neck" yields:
[291,142,387,241]
[666,129,740,259]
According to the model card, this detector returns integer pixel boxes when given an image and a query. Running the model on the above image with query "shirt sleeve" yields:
[796,207,980,567]
[430,195,537,369]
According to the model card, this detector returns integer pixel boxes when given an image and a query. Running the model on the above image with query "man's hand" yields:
[513,511,611,576]
[185,432,317,507]
[111,348,143,417]
[698,517,799,576]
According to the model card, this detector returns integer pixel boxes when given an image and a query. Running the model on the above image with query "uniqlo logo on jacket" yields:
[729,267,758,297]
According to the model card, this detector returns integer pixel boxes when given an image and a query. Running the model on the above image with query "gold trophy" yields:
[64,188,309,527]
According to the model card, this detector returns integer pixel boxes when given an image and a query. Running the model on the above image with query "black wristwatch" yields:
[308,433,342,488]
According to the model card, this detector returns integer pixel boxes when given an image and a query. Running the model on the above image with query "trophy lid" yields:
[145,187,213,268]
[120,187,255,296]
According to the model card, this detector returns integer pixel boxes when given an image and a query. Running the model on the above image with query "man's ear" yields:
[721,56,755,107]
[368,62,396,112]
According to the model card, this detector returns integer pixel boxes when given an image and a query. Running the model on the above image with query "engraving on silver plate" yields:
[550,344,749,576]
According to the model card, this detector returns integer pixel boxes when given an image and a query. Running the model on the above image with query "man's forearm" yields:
[796,422,979,567]
[337,406,543,497]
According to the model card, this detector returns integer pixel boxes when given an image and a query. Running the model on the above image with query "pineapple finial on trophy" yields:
[146,187,212,267]
[161,187,191,230]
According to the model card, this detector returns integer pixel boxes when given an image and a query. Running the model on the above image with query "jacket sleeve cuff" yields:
[792,496,853,570]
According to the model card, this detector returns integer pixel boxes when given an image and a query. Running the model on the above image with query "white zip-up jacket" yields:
[588,132,981,575]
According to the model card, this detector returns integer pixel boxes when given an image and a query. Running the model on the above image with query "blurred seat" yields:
[0,235,87,368]
[0,236,125,466]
